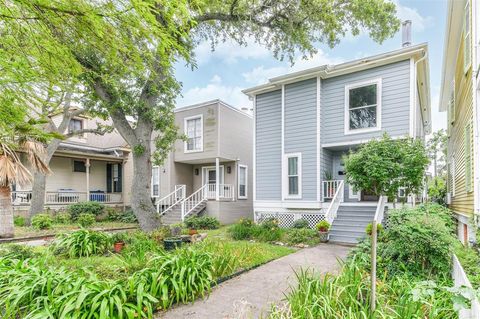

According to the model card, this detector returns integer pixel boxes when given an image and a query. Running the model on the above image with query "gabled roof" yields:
[438,0,466,112]
[175,99,252,118]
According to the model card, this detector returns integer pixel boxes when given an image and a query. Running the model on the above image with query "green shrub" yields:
[252,225,283,242]
[381,212,454,277]
[292,219,309,229]
[0,244,37,259]
[365,222,384,235]
[184,216,220,229]
[454,243,480,288]
[67,201,105,220]
[77,213,96,228]
[53,212,71,224]
[260,217,279,230]
[52,229,111,257]
[31,213,53,230]
[284,228,318,245]
[238,218,254,227]
[13,215,25,227]
[228,223,254,240]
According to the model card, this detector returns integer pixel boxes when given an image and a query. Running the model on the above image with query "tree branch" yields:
[64,127,109,138]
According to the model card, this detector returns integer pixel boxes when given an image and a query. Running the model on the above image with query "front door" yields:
[203,166,224,198]
[333,156,358,201]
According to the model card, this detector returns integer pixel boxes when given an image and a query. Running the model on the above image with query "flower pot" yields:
[163,237,183,251]
[318,231,329,243]
[188,229,198,235]
[113,242,125,253]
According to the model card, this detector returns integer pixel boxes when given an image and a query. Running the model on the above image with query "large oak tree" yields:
[1,0,400,231]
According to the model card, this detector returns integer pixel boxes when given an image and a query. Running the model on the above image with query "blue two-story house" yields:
[243,42,431,243]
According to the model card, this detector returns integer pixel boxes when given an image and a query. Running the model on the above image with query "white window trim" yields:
[464,1,471,73]
[184,114,203,153]
[238,164,248,199]
[452,154,456,198]
[283,153,302,199]
[151,166,160,198]
[344,78,382,135]
[398,187,406,198]
[201,165,225,185]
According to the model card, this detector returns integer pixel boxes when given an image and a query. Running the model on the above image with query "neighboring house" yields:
[243,39,431,243]
[440,0,480,244]
[13,113,133,214]
[152,100,253,224]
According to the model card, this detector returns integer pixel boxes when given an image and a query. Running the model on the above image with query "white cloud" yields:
[242,49,344,85]
[177,75,251,109]
[194,38,271,65]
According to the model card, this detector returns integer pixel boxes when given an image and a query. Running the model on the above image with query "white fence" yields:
[12,191,122,205]
[254,211,325,229]
[452,254,480,319]
[322,180,342,200]
[205,184,234,200]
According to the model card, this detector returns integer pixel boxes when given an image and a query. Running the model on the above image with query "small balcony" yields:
[205,184,234,201]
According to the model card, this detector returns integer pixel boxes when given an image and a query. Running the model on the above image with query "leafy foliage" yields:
[283,228,318,245]
[365,222,384,236]
[428,176,447,205]
[0,244,37,260]
[344,134,429,199]
[13,216,25,227]
[77,213,96,228]
[53,212,71,224]
[184,216,220,230]
[292,219,309,229]
[31,213,53,230]
[52,229,111,258]
[67,201,105,220]
[316,220,330,232]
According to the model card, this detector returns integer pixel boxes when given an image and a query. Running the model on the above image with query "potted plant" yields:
[316,221,331,243]
[112,233,127,253]
[163,237,183,250]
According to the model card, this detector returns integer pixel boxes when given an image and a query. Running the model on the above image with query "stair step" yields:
[329,233,366,244]
[331,225,368,232]
[336,213,375,219]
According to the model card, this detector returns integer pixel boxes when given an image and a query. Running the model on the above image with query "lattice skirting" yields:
[254,211,325,229]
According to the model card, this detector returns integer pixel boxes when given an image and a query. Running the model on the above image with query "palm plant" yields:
[0,101,54,237]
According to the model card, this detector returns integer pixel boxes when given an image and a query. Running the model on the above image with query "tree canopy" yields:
[344,134,429,201]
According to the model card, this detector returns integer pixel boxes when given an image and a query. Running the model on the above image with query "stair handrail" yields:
[181,184,208,221]
[324,180,344,224]
[370,195,388,312]
[156,185,186,216]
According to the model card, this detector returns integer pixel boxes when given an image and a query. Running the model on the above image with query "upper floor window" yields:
[69,118,83,134]
[151,166,160,197]
[184,115,203,152]
[345,79,381,135]
[73,160,86,173]
[284,153,302,199]
[238,165,248,199]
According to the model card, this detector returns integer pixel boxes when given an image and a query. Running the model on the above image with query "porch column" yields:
[85,158,90,202]
[215,157,220,201]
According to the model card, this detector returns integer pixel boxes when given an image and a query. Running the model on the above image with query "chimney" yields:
[402,20,412,47]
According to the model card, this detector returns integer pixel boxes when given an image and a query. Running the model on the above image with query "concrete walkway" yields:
[158,243,350,319]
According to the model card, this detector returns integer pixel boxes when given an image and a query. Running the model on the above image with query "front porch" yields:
[13,155,125,209]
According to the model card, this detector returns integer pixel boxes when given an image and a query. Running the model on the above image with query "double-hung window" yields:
[69,119,83,134]
[184,115,203,152]
[284,153,301,199]
[345,79,381,134]
[238,165,248,199]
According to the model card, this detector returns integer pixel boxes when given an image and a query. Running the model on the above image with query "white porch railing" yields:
[205,183,234,200]
[324,180,344,224]
[452,254,480,319]
[12,191,123,205]
[181,184,208,220]
[156,185,186,216]
[322,180,343,200]
[370,195,388,312]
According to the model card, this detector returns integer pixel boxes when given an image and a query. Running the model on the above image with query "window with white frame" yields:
[345,79,381,134]
[69,119,83,134]
[238,165,248,199]
[285,153,301,198]
[464,1,471,73]
[152,166,160,197]
[451,155,456,197]
[184,115,203,152]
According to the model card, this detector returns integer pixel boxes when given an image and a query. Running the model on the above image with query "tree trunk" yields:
[0,186,14,238]
[29,173,47,218]
[29,141,59,219]
[130,144,160,231]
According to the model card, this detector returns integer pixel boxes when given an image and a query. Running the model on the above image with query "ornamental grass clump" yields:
[51,229,111,258]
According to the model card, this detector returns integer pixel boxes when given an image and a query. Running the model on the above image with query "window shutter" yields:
[106,163,112,193]
[464,1,471,73]
[465,123,472,192]
[116,164,122,193]
[449,82,455,125]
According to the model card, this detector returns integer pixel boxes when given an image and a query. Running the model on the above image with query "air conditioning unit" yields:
[446,193,452,205]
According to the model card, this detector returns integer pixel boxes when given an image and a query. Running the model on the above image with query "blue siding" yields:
[284,78,317,200]
[256,90,282,200]
[321,60,411,145]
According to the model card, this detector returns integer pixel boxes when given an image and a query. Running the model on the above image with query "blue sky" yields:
[175,0,448,134]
